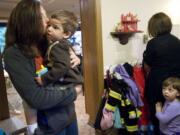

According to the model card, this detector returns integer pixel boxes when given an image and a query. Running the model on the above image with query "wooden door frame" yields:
[80,0,104,124]
[0,53,10,120]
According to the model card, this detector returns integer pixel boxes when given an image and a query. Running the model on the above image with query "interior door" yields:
[0,53,10,120]
[80,0,104,125]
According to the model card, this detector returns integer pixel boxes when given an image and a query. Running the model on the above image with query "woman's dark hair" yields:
[163,77,180,100]
[5,0,48,57]
[148,12,172,37]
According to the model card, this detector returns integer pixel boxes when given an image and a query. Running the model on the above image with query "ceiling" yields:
[0,0,80,20]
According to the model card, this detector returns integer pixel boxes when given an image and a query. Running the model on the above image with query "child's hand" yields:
[155,102,162,112]
[35,77,43,86]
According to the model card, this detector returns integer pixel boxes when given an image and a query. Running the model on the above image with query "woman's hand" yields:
[69,48,80,68]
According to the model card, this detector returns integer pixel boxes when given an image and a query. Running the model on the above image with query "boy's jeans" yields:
[57,120,78,135]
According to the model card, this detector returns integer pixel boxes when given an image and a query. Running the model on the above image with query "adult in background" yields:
[3,0,80,135]
[143,12,180,134]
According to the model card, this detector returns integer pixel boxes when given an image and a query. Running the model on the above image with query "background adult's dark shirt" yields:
[143,33,180,103]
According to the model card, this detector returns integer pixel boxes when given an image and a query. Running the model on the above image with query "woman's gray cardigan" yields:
[4,45,77,135]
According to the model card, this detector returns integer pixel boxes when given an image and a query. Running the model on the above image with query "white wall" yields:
[101,0,180,67]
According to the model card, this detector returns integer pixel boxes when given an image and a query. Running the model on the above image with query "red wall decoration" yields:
[116,12,140,32]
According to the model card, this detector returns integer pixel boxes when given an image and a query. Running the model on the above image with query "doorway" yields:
[0,0,104,134]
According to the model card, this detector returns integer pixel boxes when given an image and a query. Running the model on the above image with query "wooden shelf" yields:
[110,31,143,45]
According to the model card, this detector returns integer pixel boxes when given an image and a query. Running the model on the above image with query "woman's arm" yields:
[142,40,155,77]
[4,47,76,110]
[143,40,156,67]
[142,61,151,78]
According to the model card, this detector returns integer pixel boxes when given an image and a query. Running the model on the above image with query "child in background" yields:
[35,10,83,91]
[156,77,180,135]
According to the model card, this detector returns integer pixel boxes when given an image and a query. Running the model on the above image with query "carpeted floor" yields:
[7,84,95,135]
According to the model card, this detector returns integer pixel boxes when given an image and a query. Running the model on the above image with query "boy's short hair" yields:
[163,77,180,99]
[51,10,78,37]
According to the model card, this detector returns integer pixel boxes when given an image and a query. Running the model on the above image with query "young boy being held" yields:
[25,11,83,134]
[35,10,83,91]
[156,77,180,135]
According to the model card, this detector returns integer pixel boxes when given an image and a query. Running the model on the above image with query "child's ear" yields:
[63,32,71,39]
